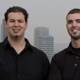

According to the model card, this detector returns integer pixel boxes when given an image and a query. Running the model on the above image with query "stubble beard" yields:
[69,30,80,40]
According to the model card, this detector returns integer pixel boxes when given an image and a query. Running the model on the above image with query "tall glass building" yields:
[34,27,53,61]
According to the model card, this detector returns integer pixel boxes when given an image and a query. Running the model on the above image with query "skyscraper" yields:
[34,27,53,61]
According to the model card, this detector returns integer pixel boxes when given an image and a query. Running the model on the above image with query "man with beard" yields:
[48,8,80,80]
[0,6,49,80]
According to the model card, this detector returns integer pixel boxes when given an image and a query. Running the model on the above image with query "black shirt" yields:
[0,38,49,80]
[48,43,80,80]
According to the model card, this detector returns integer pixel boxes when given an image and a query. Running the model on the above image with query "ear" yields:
[25,21,28,29]
[3,19,7,26]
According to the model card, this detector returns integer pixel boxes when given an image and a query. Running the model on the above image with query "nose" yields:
[71,21,77,28]
[72,21,77,26]
[14,21,19,26]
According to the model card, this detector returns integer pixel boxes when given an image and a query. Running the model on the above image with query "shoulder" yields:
[31,45,49,62]
[51,48,68,65]
[26,38,48,59]
[31,45,50,67]
[31,45,48,58]
[0,42,5,57]
[54,48,68,59]
[0,42,4,49]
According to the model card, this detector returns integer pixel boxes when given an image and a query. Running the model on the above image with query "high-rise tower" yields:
[34,27,53,61]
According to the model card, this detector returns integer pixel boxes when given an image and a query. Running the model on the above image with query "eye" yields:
[9,19,15,22]
[67,20,73,24]
[76,19,80,23]
[18,20,24,23]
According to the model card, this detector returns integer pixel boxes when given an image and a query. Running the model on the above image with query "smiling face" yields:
[5,12,27,38]
[66,13,80,40]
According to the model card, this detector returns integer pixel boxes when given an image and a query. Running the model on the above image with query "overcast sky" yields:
[0,0,80,52]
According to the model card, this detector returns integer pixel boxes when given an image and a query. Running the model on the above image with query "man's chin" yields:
[71,36,80,40]
[13,33,19,37]
[14,35,19,38]
[12,35,19,38]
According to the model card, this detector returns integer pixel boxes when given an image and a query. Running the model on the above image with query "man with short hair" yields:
[48,8,80,80]
[0,6,49,80]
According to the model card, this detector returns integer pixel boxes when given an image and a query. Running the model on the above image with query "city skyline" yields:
[34,27,53,61]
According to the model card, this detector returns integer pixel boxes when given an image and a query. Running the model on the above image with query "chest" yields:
[63,54,80,80]
[0,50,43,80]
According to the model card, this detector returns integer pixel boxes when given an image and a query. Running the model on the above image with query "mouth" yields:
[12,29,21,33]
[72,29,78,33]
[70,29,80,37]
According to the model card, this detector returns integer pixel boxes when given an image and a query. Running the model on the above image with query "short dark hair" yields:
[66,8,80,18]
[4,6,29,22]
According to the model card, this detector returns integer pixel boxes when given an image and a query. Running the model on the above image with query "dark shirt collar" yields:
[2,37,33,52]
[68,42,80,56]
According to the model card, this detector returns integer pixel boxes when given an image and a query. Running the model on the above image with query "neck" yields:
[71,39,80,48]
[8,36,25,44]
[8,36,26,54]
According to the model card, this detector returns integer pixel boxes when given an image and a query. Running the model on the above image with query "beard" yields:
[69,30,80,40]
[71,35,80,40]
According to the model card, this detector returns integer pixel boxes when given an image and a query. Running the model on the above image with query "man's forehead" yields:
[8,12,24,16]
[8,12,25,19]
[67,13,80,20]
